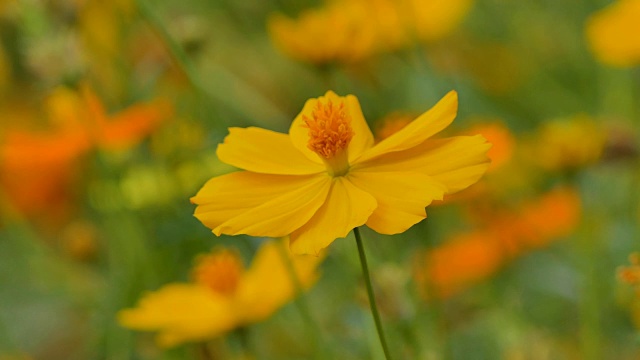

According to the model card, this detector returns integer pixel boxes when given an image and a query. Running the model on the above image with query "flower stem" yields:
[353,227,394,360]
[276,240,328,360]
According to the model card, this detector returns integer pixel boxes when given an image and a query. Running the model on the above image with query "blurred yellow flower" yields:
[586,0,640,67]
[401,0,474,42]
[267,0,474,64]
[267,1,377,64]
[192,90,491,255]
[531,115,606,171]
[118,239,322,348]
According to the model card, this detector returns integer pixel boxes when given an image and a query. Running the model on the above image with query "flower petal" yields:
[192,172,331,237]
[117,284,236,348]
[289,91,374,163]
[344,94,375,161]
[355,91,458,163]
[347,170,446,234]
[289,177,377,255]
[237,239,322,322]
[353,135,491,194]
[217,127,324,174]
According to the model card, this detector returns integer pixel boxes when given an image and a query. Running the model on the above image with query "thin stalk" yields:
[134,0,204,93]
[275,240,328,360]
[353,227,394,360]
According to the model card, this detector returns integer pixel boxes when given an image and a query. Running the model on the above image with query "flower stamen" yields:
[191,249,244,295]
[303,99,354,176]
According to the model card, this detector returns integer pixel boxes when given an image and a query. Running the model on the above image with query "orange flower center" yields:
[619,253,640,286]
[303,99,354,176]
[191,249,243,296]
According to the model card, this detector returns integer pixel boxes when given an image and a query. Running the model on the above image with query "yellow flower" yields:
[191,90,491,255]
[118,239,321,348]
[531,115,606,171]
[402,0,474,42]
[586,0,640,67]
[267,1,377,65]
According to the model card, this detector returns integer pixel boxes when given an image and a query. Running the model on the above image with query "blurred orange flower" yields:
[0,85,171,221]
[618,253,640,288]
[79,86,173,151]
[414,187,581,299]
[0,126,90,222]
[466,122,515,172]
[586,0,640,67]
[118,239,322,348]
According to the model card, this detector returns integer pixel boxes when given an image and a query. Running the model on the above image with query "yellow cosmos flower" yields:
[586,0,640,67]
[531,115,606,171]
[191,91,491,255]
[402,0,474,42]
[118,239,321,347]
[267,1,377,65]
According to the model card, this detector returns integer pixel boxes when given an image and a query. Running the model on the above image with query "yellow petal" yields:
[236,239,322,322]
[117,284,236,348]
[289,91,374,163]
[192,172,331,237]
[344,94,375,161]
[289,177,377,255]
[355,91,458,163]
[217,127,324,174]
[347,170,446,234]
[353,135,491,194]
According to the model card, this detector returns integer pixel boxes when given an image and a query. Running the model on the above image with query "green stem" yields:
[134,0,204,93]
[276,240,327,360]
[353,227,394,360]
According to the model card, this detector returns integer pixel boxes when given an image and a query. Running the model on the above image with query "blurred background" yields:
[0,0,639,359]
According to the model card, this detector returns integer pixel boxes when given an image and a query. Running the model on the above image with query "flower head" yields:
[530,115,606,171]
[118,239,322,347]
[414,187,581,299]
[192,90,491,255]
[586,0,640,67]
[267,1,377,65]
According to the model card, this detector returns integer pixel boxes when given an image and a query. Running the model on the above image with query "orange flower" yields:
[415,231,504,298]
[0,85,171,222]
[79,85,173,151]
[618,253,640,288]
[414,187,581,299]
[466,121,515,172]
[0,126,90,220]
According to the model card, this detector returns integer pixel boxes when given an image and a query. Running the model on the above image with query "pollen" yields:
[191,249,244,295]
[303,99,354,159]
